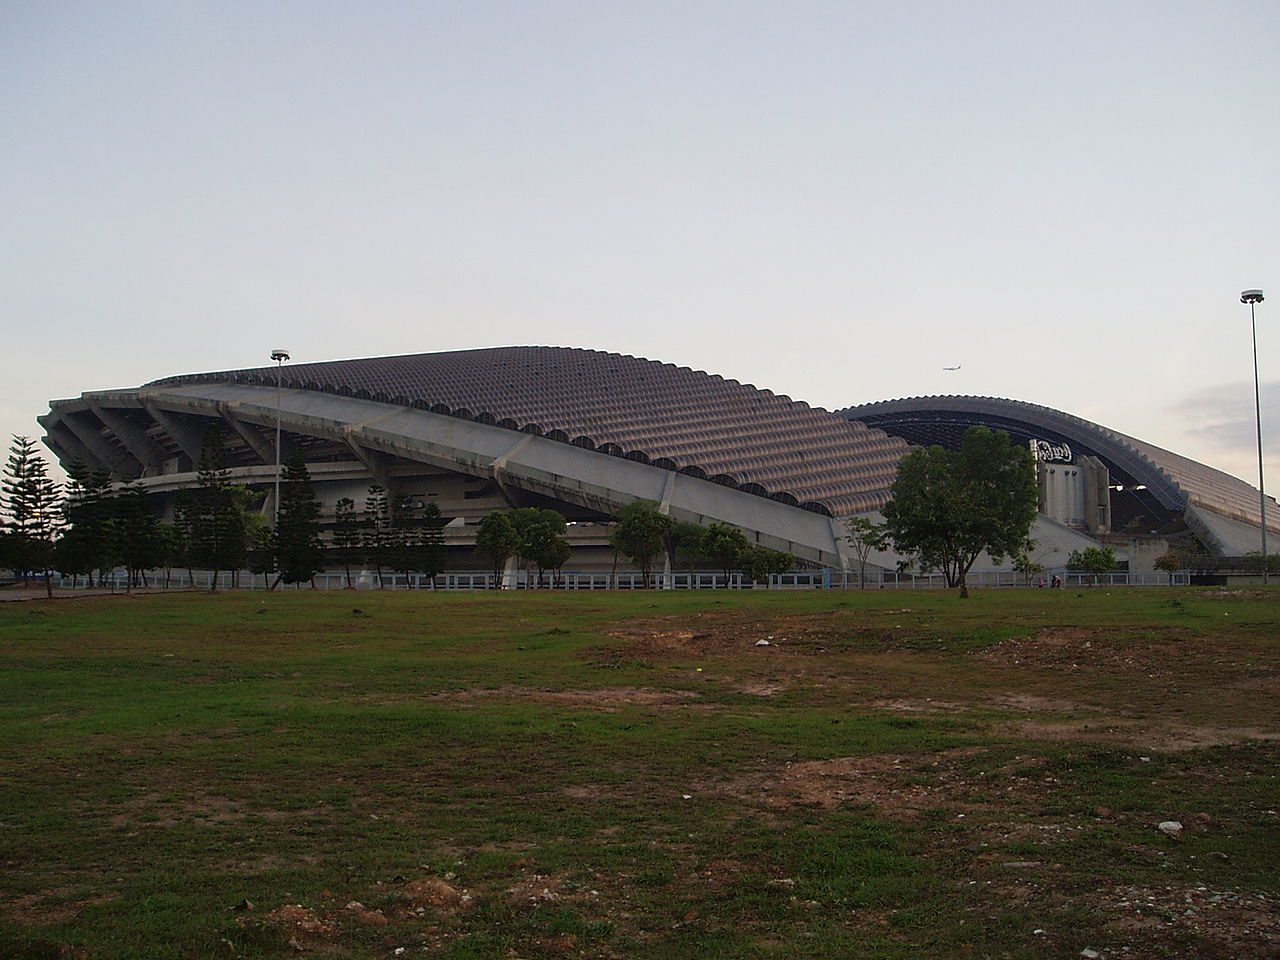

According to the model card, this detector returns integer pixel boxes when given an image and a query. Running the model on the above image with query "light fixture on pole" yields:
[271,348,290,526]
[1241,290,1267,584]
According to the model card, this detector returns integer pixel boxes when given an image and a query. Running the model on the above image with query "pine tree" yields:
[191,428,248,588]
[419,502,446,584]
[172,487,198,587]
[115,480,160,589]
[332,497,361,588]
[61,463,120,586]
[1,436,62,597]
[389,496,422,585]
[271,452,323,589]
[362,484,391,588]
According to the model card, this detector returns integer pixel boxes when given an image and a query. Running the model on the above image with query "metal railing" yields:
[52,567,1190,592]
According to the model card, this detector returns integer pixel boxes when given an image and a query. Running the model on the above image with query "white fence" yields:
[53,568,1190,592]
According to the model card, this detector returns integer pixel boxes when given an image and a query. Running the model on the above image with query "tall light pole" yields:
[1242,290,1267,584]
[271,348,290,526]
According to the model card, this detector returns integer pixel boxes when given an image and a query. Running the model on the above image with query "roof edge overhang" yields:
[44,383,851,566]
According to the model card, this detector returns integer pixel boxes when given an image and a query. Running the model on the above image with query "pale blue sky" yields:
[3,1,1278,491]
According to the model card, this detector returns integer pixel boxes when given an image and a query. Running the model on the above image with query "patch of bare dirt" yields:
[400,877,471,915]
[1006,718,1280,750]
[871,698,967,713]
[977,627,1271,682]
[738,680,788,696]
[1202,589,1273,600]
[261,903,337,947]
[423,685,702,711]
[715,748,1005,818]
[107,792,333,829]
[3,890,119,926]
[603,611,873,660]
[1100,884,1280,957]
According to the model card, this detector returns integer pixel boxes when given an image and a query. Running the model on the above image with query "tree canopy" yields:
[475,511,519,587]
[610,500,673,588]
[882,426,1038,597]
[272,452,324,588]
[1068,546,1117,585]
[843,516,889,589]
[1,435,62,597]
[510,508,570,587]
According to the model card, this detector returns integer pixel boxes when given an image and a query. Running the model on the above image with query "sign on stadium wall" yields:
[1030,439,1073,463]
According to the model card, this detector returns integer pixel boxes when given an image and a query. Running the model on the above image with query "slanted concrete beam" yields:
[88,402,166,473]
[142,401,205,463]
[341,431,395,492]
[220,406,277,465]
[490,434,535,507]
[60,410,138,477]
[41,420,96,473]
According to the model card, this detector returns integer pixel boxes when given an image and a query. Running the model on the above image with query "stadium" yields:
[39,346,1278,581]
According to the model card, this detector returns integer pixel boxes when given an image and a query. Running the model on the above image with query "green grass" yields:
[0,587,1277,959]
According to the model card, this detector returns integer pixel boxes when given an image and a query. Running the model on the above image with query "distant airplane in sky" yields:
[943,364,962,371]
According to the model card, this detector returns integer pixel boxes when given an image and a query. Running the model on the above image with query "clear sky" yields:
[3,1,1278,493]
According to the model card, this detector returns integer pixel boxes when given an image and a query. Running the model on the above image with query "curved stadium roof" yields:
[148,346,910,517]
[841,395,1278,532]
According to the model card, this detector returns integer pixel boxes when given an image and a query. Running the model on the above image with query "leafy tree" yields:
[701,523,749,582]
[511,507,569,587]
[540,533,572,588]
[1012,547,1046,586]
[474,511,519,588]
[843,516,889,589]
[882,426,1038,598]
[1153,549,1186,580]
[739,545,794,584]
[1153,539,1220,578]
[667,521,707,576]
[271,452,324,589]
[226,485,261,588]
[1241,551,1280,575]
[2,435,62,597]
[332,497,361,588]
[1067,546,1118,586]
[610,500,673,588]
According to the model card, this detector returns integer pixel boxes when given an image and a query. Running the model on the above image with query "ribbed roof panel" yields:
[149,346,909,517]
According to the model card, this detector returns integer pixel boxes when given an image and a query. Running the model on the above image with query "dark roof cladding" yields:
[842,395,1279,531]
[149,346,910,516]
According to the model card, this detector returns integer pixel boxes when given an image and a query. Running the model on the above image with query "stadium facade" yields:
[39,346,1278,577]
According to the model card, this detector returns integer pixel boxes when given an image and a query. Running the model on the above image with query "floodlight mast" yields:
[1241,290,1267,584]
[272,349,290,528]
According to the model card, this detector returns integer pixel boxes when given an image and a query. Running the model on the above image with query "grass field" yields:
[1,586,1277,959]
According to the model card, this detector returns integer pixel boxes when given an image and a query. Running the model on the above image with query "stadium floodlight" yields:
[272,349,290,528]
[1241,290,1268,583]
